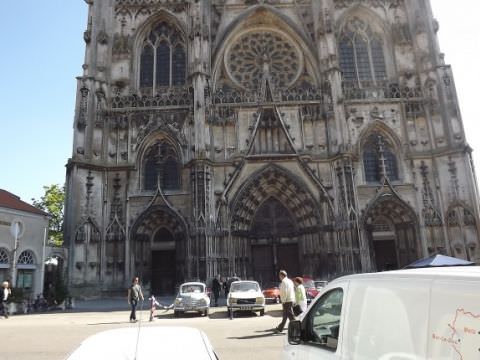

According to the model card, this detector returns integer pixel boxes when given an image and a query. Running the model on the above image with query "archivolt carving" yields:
[230,165,323,234]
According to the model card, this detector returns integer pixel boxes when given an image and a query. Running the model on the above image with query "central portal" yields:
[251,198,299,284]
[151,228,176,295]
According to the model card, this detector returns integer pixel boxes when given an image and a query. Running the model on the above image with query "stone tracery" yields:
[225,30,302,90]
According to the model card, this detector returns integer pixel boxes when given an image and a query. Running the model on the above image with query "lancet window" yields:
[143,140,180,191]
[339,18,387,87]
[139,21,186,91]
[363,135,399,182]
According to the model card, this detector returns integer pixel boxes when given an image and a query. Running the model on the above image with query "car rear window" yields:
[181,284,204,293]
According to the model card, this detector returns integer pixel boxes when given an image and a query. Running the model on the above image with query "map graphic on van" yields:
[431,308,480,360]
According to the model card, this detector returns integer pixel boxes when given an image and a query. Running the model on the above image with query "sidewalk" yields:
[73,296,176,312]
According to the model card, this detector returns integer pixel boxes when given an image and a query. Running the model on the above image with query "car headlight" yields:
[256,297,264,304]
[174,298,182,305]
[198,298,206,306]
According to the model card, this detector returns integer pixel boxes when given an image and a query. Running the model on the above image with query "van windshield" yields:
[307,288,343,350]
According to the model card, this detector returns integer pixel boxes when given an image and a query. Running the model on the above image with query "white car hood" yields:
[230,290,260,298]
[67,326,215,360]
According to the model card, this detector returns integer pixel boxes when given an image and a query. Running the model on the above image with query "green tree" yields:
[32,184,65,246]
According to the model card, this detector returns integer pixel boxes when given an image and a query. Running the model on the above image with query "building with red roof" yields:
[0,189,49,299]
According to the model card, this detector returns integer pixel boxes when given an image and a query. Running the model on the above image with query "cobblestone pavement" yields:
[0,297,287,360]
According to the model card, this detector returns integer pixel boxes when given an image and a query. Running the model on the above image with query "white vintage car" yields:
[227,280,265,318]
[174,281,210,317]
[67,326,218,359]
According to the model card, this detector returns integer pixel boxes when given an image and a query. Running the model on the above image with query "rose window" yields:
[225,30,302,90]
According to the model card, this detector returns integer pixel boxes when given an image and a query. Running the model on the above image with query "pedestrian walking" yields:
[1,281,11,318]
[274,270,295,333]
[212,274,222,306]
[148,294,160,321]
[127,277,144,322]
[293,277,307,315]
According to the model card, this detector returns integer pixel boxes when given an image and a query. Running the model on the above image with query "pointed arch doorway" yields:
[130,206,187,296]
[364,194,421,270]
[151,228,176,295]
[251,197,300,284]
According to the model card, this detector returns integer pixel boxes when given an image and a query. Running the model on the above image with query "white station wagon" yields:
[174,281,210,317]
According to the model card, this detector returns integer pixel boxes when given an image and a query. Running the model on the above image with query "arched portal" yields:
[364,193,420,270]
[230,165,325,284]
[130,206,187,295]
[250,197,299,284]
[151,228,176,295]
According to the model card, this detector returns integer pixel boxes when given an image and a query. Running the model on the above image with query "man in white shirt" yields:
[275,270,296,332]
[1,281,10,319]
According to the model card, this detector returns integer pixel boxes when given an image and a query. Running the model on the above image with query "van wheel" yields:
[259,309,265,316]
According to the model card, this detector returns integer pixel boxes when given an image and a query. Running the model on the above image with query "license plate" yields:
[242,306,253,310]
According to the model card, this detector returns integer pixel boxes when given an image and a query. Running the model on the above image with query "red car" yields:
[262,282,281,303]
[302,277,319,303]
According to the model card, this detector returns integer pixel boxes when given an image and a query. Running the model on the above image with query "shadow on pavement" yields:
[227,330,285,340]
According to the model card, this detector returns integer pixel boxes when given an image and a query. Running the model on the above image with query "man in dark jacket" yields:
[212,274,222,306]
[127,277,144,322]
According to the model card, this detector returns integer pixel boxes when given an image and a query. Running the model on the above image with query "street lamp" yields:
[10,220,24,287]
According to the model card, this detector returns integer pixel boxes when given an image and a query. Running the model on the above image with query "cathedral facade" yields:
[65,0,480,296]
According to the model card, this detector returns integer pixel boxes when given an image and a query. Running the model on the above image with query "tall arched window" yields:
[143,140,181,191]
[363,135,399,183]
[144,157,157,190]
[140,21,186,91]
[339,18,387,87]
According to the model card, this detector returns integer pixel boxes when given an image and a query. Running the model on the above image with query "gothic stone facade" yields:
[65,0,480,296]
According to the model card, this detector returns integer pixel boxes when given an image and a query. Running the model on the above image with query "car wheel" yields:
[204,309,209,317]
[174,310,180,318]
[259,309,265,316]
[228,308,233,320]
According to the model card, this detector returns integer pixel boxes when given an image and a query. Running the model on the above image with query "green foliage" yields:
[54,270,68,305]
[32,184,65,246]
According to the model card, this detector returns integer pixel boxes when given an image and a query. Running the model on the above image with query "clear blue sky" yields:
[0,2,479,204]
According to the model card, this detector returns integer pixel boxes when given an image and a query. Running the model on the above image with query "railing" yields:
[342,81,422,101]
[115,0,185,6]
[110,86,192,109]
[212,84,332,106]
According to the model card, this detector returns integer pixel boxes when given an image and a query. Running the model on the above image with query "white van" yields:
[282,267,480,359]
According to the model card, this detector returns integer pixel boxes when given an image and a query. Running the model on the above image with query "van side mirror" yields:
[287,320,302,345]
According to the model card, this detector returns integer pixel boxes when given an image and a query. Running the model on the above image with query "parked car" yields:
[227,280,265,318]
[283,266,480,359]
[174,282,210,317]
[314,280,328,291]
[262,282,281,303]
[302,277,319,303]
[67,326,219,359]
